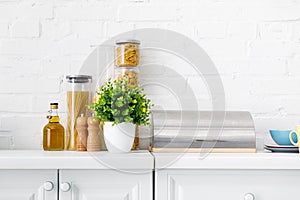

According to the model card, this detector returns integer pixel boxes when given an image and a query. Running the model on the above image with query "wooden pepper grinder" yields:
[99,121,107,151]
[76,114,88,151]
[87,117,101,151]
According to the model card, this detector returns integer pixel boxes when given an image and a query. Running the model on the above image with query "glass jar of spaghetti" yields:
[65,75,92,151]
[115,39,140,67]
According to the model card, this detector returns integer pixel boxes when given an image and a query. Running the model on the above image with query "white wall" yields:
[0,0,300,149]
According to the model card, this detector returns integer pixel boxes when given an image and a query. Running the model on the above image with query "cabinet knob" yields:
[244,193,255,200]
[43,181,54,191]
[60,182,71,192]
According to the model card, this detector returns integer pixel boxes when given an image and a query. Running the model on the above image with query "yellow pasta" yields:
[115,43,140,67]
[66,91,89,150]
[117,71,138,87]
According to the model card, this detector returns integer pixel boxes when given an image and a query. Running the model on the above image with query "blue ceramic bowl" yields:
[269,130,298,146]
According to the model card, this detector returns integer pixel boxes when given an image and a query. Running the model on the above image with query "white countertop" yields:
[0,150,154,170]
[153,152,300,170]
[0,150,300,170]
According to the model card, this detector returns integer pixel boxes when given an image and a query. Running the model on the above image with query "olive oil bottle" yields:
[43,103,65,151]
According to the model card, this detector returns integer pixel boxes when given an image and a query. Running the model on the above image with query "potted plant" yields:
[89,78,152,153]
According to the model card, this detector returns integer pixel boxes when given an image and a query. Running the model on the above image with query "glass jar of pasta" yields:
[115,39,140,67]
[114,39,141,150]
[65,75,92,151]
[115,67,139,87]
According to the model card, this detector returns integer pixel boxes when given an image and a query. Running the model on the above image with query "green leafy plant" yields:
[89,78,152,126]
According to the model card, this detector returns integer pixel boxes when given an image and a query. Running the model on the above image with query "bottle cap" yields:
[50,103,58,109]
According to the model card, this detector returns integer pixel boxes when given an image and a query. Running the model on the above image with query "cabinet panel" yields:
[156,169,300,200]
[0,170,57,200]
[59,169,152,200]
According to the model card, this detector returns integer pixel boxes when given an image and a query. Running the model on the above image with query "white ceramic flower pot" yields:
[103,122,135,153]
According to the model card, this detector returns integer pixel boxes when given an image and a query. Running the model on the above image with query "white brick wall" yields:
[0,22,8,37]
[10,19,40,38]
[0,0,299,149]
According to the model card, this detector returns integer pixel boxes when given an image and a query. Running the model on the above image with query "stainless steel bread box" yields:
[149,110,256,153]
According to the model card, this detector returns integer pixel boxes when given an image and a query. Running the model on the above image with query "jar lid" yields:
[66,75,92,83]
[115,39,141,45]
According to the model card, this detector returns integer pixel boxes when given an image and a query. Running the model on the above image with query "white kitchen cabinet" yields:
[0,169,152,200]
[0,170,57,200]
[156,169,300,200]
[59,169,152,200]
[154,153,300,200]
[1,151,300,200]
[0,151,153,200]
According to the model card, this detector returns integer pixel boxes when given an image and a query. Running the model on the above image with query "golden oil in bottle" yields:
[43,103,65,151]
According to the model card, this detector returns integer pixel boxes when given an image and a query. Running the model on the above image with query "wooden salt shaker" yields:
[76,115,88,151]
[87,117,101,151]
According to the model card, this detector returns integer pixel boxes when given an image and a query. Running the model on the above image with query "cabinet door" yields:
[0,170,57,200]
[59,169,152,200]
[156,169,300,200]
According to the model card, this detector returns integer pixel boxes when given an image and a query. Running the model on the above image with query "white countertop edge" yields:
[153,152,300,170]
[1,151,300,170]
[0,150,154,170]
